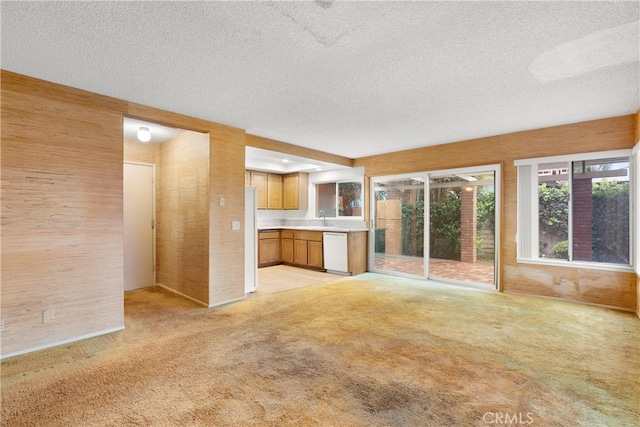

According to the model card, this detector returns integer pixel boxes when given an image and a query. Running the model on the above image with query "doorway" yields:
[370,165,500,289]
[123,162,155,291]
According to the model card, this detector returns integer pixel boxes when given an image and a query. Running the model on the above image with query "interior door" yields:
[124,162,155,291]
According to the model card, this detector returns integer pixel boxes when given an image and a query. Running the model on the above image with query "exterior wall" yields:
[1,71,127,356]
[355,115,637,311]
[157,131,210,303]
[1,71,246,357]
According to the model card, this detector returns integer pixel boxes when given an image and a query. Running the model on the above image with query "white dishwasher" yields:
[323,232,349,275]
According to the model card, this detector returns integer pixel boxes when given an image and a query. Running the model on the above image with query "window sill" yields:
[516,258,634,273]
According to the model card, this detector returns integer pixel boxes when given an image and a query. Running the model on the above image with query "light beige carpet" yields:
[2,273,639,426]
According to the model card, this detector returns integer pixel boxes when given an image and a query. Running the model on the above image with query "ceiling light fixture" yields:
[137,127,151,142]
[282,159,290,163]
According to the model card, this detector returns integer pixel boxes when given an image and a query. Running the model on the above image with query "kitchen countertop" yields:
[258,226,368,233]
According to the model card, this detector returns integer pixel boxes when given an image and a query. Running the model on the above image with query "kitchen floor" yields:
[253,265,342,295]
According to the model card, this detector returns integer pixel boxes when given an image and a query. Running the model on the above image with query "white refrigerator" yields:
[244,187,258,293]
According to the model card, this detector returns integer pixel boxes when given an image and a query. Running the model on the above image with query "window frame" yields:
[515,149,634,272]
[315,180,364,219]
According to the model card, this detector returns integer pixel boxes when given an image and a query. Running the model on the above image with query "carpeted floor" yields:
[1,273,639,426]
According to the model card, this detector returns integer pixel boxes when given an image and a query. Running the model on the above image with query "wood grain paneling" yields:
[1,71,248,357]
[156,131,210,304]
[1,70,127,356]
[246,134,353,167]
[355,114,637,310]
[208,123,246,306]
[123,137,160,165]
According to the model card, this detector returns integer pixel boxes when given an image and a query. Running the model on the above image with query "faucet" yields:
[319,210,327,227]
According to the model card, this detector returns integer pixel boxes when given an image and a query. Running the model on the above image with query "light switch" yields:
[232,221,240,231]
[219,197,225,207]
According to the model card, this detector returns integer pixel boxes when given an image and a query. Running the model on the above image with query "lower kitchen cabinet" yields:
[285,230,324,271]
[281,230,294,263]
[307,240,323,268]
[258,230,281,267]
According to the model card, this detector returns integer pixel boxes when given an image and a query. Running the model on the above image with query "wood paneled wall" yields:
[355,115,638,311]
[208,123,246,306]
[1,71,247,357]
[1,71,127,356]
[246,134,353,167]
[124,137,160,165]
[157,131,210,304]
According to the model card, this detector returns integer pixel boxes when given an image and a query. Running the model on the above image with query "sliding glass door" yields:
[428,170,496,287]
[370,166,499,289]
[371,176,426,277]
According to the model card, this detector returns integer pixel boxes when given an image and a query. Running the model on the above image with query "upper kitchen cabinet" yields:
[267,173,283,209]
[249,171,267,209]
[283,172,308,210]
[247,170,310,211]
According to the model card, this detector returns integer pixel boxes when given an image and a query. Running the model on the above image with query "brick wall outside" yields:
[460,187,477,263]
[572,178,593,261]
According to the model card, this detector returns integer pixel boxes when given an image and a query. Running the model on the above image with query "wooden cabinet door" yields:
[267,174,283,209]
[281,238,294,263]
[307,240,324,268]
[258,239,281,267]
[283,173,308,210]
[251,172,267,209]
[283,174,298,210]
[294,239,308,265]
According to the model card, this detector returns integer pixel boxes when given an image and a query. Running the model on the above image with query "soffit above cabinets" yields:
[246,147,349,174]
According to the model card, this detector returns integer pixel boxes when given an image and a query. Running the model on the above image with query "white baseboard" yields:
[0,326,125,360]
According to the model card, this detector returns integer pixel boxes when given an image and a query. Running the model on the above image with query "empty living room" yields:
[1,1,639,426]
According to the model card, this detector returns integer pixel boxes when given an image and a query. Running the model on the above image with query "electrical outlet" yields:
[43,309,54,324]
[231,221,240,231]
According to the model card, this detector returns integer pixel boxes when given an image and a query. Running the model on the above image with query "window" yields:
[316,181,363,217]
[516,150,632,269]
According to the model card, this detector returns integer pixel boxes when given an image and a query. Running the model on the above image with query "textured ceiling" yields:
[1,1,638,159]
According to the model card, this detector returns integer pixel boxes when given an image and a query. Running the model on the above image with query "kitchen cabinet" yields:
[249,171,267,209]
[307,240,324,268]
[346,231,368,275]
[281,230,294,263]
[283,172,308,210]
[267,173,283,210]
[290,230,324,270]
[258,230,281,267]
[247,170,308,211]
